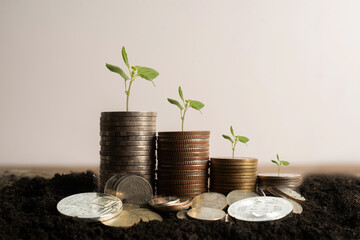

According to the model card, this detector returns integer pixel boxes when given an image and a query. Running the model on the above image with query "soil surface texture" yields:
[0,172,359,240]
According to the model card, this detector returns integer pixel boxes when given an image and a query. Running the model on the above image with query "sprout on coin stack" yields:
[156,87,209,197]
[99,46,160,191]
[210,126,257,194]
[257,154,302,190]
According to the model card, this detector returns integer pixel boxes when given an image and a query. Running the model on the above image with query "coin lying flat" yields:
[101,210,140,228]
[226,190,259,206]
[273,186,306,203]
[228,196,293,222]
[191,192,227,210]
[148,196,180,206]
[57,192,122,222]
[130,208,163,222]
[187,207,226,221]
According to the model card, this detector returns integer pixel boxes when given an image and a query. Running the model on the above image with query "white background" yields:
[0,0,359,166]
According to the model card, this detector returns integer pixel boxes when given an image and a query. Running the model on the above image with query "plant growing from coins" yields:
[271,154,289,176]
[106,46,159,111]
[222,126,249,159]
[167,86,205,131]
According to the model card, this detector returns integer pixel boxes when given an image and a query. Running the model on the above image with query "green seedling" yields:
[271,154,290,176]
[222,126,249,159]
[106,46,159,111]
[167,86,205,131]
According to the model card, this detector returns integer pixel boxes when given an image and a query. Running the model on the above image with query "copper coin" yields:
[101,112,157,117]
[158,138,209,144]
[100,140,155,146]
[100,126,156,131]
[157,182,207,189]
[158,131,209,136]
[158,156,209,161]
[158,160,209,166]
[157,188,208,194]
[100,150,155,156]
[211,157,257,163]
[158,179,208,185]
[158,151,209,157]
[100,146,156,152]
[100,121,156,127]
[158,164,208,170]
[100,116,157,122]
[158,147,209,152]
[100,131,156,137]
[158,173,208,180]
[101,155,155,161]
[158,143,210,148]
[101,136,156,141]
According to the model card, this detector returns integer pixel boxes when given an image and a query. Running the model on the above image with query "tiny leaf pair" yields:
[167,86,205,131]
[271,154,290,176]
[222,126,249,159]
[106,46,159,111]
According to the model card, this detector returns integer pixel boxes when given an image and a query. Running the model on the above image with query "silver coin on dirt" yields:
[114,175,153,205]
[57,192,123,222]
[226,190,259,206]
[191,192,227,210]
[228,196,293,222]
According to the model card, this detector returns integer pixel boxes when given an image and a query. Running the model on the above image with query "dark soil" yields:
[0,172,359,240]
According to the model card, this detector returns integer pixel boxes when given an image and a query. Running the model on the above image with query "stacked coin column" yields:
[210,157,258,194]
[99,112,157,191]
[157,131,210,197]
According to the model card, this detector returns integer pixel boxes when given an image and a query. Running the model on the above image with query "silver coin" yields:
[286,199,303,214]
[100,126,157,131]
[115,175,153,205]
[100,117,156,122]
[176,210,188,219]
[273,186,306,203]
[130,208,163,222]
[101,210,140,228]
[100,131,156,137]
[57,192,122,222]
[187,207,226,221]
[191,192,227,210]
[226,190,259,206]
[148,196,180,207]
[228,196,293,222]
[100,122,156,127]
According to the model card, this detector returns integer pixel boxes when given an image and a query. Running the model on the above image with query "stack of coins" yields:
[257,173,302,188]
[210,157,258,194]
[99,112,157,191]
[157,131,210,197]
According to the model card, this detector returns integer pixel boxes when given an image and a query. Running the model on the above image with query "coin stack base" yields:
[157,131,210,197]
[210,157,258,194]
[257,173,303,189]
[99,112,157,191]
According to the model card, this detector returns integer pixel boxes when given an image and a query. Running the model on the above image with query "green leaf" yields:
[138,67,159,80]
[122,47,129,69]
[236,136,249,144]
[132,65,141,71]
[222,134,234,143]
[271,160,279,166]
[277,154,280,161]
[189,100,205,111]
[281,161,290,166]
[106,63,129,80]
[167,98,183,110]
[178,86,184,102]
[230,126,235,137]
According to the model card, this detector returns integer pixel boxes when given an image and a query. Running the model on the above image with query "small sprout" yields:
[222,126,249,159]
[167,86,205,131]
[106,46,159,111]
[271,154,290,176]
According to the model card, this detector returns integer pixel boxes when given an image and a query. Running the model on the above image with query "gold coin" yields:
[130,208,163,222]
[101,210,140,228]
[186,207,226,221]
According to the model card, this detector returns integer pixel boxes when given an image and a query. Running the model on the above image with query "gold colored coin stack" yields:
[210,157,258,194]
[257,173,302,188]
[157,131,210,197]
[99,112,157,191]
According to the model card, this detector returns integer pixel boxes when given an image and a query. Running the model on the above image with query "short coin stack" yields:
[157,131,210,197]
[99,112,157,190]
[210,157,258,194]
[257,173,302,188]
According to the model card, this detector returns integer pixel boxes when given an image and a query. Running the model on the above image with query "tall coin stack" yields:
[210,157,258,194]
[157,131,210,197]
[99,112,157,191]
